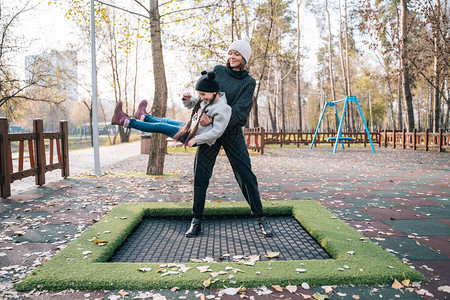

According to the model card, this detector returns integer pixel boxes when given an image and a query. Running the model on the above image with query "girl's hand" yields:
[199,114,212,126]
[182,92,192,100]
[186,138,196,147]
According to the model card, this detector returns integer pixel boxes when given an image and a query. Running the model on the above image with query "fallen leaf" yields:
[196,266,212,273]
[272,285,283,292]
[93,237,108,244]
[286,285,297,293]
[170,287,179,292]
[336,292,347,296]
[161,271,179,277]
[137,267,152,272]
[218,287,241,296]
[392,279,404,290]
[323,286,333,293]
[265,251,280,258]
[402,279,410,287]
[438,286,450,293]
[313,292,329,300]
[254,286,272,296]
[302,282,310,289]
[300,293,312,299]
[203,278,211,288]
[118,290,129,296]
[296,268,307,273]
[352,295,360,299]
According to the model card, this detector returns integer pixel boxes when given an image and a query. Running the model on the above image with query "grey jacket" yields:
[182,92,231,146]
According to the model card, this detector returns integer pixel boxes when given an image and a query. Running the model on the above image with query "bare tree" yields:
[400,0,414,131]
[296,0,303,131]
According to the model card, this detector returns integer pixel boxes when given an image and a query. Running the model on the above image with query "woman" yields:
[185,37,273,238]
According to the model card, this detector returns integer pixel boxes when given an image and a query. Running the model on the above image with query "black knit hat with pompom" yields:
[195,70,220,92]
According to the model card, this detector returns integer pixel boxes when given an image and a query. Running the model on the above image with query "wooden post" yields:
[377,130,381,147]
[60,121,70,178]
[384,129,387,147]
[438,128,443,153]
[413,128,417,150]
[280,129,283,148]
[28,140,35,168]
[0,118,11,198]
[18,141,24,171]
[393,129,396,149]
[402,129,406,149]
[260,128,265,155]
[34,119,46,186]
[425,128,429,151]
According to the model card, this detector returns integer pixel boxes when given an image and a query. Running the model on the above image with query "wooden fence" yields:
[380,128,449,152]
[0,118,69,198]
[244,128,449,154]
[244,127,265,154]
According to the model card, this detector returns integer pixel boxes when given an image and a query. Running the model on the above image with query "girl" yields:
[184,37,273,238]
[111,71,231,148]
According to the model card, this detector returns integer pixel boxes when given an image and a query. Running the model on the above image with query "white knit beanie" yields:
[227,36,251,63]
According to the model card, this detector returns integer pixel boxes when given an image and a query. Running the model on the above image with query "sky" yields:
[11,0,321,113]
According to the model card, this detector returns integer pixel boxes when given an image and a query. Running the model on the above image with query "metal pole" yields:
[90,0,101,175]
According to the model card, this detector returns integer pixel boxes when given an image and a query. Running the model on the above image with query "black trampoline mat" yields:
[109,216,330,263]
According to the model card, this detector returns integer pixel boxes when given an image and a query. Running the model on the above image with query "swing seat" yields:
[327,137,354,141]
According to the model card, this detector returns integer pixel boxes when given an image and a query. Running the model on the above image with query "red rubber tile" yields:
[384,197,442,207]
[417,235,450,258]
[365,207,429,220]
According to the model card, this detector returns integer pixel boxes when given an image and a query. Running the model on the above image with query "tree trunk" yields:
[252,5,275,128]
[146,0,168,175]
[400,0,414,131]
[433,0,441,133]
[325,0,336,108]
[281,75,286,131]
[338,0,348,96]
[397,70,403,131]
[296,0,302,131]
[395,8,403,131]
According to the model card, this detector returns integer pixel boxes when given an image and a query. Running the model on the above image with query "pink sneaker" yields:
[135,100,148,121]
[111,101,130,127]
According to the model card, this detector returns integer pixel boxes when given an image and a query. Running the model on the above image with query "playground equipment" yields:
[310,96,376,153]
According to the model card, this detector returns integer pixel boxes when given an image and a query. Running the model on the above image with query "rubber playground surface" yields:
[1,145,449,299]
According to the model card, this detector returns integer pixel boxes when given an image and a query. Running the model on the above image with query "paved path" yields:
[1,144,449,299]
[9,141,142,194]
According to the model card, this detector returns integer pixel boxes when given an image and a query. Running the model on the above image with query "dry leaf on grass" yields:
[203,278,211,288]
[392,279,404,290]
[93,237,108,245]
[137,266,152,272]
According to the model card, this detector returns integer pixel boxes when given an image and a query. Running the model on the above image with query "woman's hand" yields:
[186,138,196,147]
[199,114,212,126]
[182,92,192,100]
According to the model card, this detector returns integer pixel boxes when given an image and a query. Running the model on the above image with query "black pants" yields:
[192,127,264,218]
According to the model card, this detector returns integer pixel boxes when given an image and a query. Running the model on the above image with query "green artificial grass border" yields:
[15,200,426,291]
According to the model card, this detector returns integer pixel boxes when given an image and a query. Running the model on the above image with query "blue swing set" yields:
[310,96,376,153]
